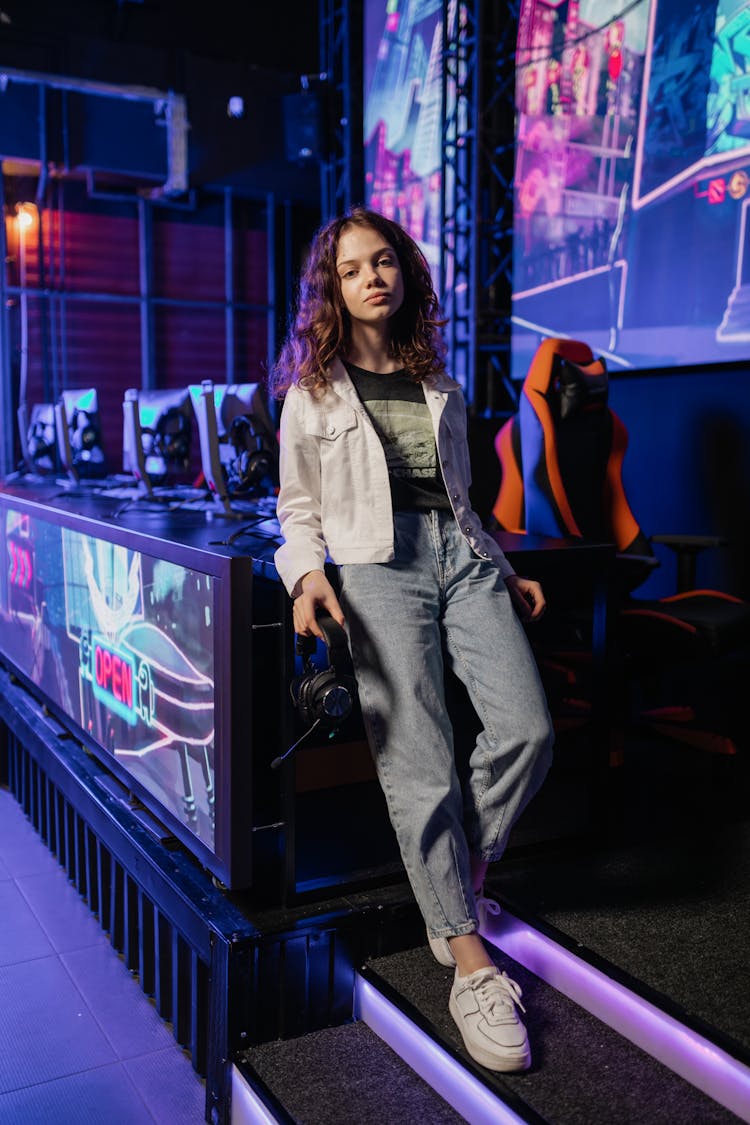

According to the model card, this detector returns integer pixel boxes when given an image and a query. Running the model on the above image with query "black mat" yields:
[244,1021,468,1125]
[239,739,749,1123]
[495,818,750,1056]
[493,735,750,1056]
[368,944,744,1125]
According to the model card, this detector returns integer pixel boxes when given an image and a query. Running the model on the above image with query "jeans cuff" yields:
[429,920,477,940]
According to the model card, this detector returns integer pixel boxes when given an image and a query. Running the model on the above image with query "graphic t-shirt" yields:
[345,362,451,512]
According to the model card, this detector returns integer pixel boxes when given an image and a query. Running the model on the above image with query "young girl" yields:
[271,207,553,1073]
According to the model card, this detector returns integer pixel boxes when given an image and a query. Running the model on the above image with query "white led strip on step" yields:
[230,1064,287,1125]
[354,974,531,1125]
[483,910,750,1124]
[232,917,750,1124]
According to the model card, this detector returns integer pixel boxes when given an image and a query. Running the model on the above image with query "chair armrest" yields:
[616,552,660,569]
[651,534,726,550]
[614,552,660,594]
[650,534,728,592]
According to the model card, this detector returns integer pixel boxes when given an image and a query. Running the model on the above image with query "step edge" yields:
[484,907,750,1123]
[356,965,548,1125]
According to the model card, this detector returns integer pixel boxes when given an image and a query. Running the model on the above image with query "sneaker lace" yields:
[475,970,526,1018]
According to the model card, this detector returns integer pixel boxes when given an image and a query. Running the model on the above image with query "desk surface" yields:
[0,477,615,888]
[0,477,614,594]
[0,477,283,579]
[489,529,615,606]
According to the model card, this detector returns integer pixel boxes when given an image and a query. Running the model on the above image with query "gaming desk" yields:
[0,478,616,896]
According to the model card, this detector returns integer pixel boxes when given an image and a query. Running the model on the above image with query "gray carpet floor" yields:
[495,736,750,1056]
[246,936,743,1125]
[245,1021,468,1125]
[368,944,743,1125]
[497,818,750,1055]
[245,739,750,1124]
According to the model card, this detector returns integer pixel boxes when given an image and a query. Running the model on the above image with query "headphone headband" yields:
[297,613,352,674]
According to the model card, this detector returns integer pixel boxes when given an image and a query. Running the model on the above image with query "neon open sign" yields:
[91,638,137,724]
[8,540,33,588]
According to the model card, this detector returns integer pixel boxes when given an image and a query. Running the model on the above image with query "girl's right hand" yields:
[292,570,346,639]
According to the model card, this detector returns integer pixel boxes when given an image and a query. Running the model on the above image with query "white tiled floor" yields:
[0,786,206,1124]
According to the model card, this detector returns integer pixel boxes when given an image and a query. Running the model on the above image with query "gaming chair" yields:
[491,338,750,757]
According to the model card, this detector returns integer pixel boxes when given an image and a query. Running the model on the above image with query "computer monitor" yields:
[122,387,193,494]
[54,388,107,482]
[188,381,277,513]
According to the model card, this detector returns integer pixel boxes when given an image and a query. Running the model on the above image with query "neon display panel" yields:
[0,508,216,854]
[512,0,750,377]
[363,0,444,275]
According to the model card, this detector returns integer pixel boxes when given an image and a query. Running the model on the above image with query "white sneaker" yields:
[427,894,501,967]
[449,967,531,1072]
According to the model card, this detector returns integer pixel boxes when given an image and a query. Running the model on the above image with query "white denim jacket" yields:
[274,358,515,596]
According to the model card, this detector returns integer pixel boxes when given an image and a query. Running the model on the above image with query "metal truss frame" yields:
[440,0,519,414]
[320,0,518,411]
[319,0,364,222]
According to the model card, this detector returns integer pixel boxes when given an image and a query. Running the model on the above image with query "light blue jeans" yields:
[339,510,553,940]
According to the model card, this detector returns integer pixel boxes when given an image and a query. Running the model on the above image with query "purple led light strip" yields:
[354,976,529,1125]
[483,911,750,1123]
[231,1065,286,1125]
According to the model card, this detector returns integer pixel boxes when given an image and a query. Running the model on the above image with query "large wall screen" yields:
[363,0,444,275]
[512,0,750,377]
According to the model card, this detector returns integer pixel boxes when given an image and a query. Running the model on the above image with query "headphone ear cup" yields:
[290,665,355,729]
[227,414,272,492]
[338,673,357,713]
[290,668,313,726]
[307,667,353,727]
[300,669,320,727]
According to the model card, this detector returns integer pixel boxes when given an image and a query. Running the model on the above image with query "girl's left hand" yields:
[505,574,546,622]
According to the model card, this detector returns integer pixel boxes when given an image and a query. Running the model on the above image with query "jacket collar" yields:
[327,357,363,409]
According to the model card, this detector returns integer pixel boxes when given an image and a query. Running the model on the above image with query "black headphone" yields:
[27,419,56,470]
[291,614,357,727]
[153,405,191,470]
[272,613,357,769]
[70,409,100,456]
[69,409,106,475]
[226,413,276,493]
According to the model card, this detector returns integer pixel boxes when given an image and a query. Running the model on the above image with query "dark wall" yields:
[609,367,750,599]
[0,1,320,82]
[0,0,322,202]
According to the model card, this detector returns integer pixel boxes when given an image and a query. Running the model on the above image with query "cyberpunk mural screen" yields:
[0,508,216,851]
[363,0,444,275]
[512,0,750,377]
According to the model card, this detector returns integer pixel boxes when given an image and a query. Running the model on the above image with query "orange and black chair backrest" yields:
[493,338,652,560]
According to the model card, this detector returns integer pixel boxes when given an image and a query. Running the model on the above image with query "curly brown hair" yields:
[269,207,446,397]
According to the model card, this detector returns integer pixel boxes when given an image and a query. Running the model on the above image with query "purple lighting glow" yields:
[354,976,528,1125]
[231,1065,284,1125]
[482,911,750,1123]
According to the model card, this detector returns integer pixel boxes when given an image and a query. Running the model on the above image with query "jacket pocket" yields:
[304,401,359,441]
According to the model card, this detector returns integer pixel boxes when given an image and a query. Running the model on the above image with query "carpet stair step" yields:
[231,933,747,1124]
